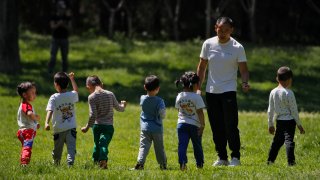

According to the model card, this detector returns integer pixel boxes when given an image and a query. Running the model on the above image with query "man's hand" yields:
[269,126,275,135]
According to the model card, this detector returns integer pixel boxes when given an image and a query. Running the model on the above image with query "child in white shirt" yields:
[175,72,205,170]
[267,66,305,166]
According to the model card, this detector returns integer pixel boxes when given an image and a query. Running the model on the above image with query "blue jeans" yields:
[48,38,69,73]
[177,123,204,166]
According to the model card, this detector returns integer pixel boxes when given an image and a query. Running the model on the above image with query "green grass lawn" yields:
[0,32,319,179]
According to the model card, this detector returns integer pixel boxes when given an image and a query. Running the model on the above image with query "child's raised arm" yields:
[69,72,78,92]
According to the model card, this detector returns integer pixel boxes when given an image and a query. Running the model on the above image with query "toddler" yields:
[267,66,305,166]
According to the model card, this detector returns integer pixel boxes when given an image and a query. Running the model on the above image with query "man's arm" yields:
[197,58,208,91]
[238,62,250,92]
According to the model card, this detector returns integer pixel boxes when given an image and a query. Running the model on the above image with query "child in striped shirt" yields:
[81,75,126,169]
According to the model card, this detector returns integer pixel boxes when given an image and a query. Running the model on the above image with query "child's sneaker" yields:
[212,159,229,166]
[160,164,167,170]
[267,161,274,165]
[288,162,296,166]
[197,164,203,169]
[130,163,144,170]
[229,157,241,166]
[99,160,108,169]
[180,163,187,171]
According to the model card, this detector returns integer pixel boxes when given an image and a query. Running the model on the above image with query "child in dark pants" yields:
[175,72,205,170]
[267,66,305,166]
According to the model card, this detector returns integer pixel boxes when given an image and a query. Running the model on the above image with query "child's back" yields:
[140,95,165,133]
[45,72,78,166]
[132,75,167,170]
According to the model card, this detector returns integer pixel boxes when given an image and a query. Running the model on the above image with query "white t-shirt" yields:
[175,92,206,127]
[267,87,301,127]
[17,102,37,130]
[46,91,78,133]
[200,36,247,93]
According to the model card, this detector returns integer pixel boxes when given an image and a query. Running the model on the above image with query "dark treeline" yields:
[19,0,320,44]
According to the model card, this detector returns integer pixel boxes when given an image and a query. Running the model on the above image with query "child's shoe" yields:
[99,160,108,169]
[130,163,144,170]
[197,163,203,169]
[160,164,167,170]
[288,161,296,166]
[267,161,274,165]
[180,163,187,171]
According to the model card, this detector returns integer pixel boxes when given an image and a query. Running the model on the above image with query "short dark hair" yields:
[17,82,36,98]
[86,75,102,86]
[54,72,69,89]
[216,16,234,28]
[277,66,293,81]
[144,75,160,91]
[175,71,200,90]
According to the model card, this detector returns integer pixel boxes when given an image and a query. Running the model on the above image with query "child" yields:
[267,66,305,166]
[45,72,78,166]
[16,82,40,166]
[81,75,127,169]
[175,72,205,170]
[131,75,167,170]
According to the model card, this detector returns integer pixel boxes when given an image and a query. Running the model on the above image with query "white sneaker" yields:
[213,159,229,166]
[229,157,241,166]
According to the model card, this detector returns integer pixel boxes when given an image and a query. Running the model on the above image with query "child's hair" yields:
[54,72,69,89]
[86,75,102,86]
[144,75,160,91]
[175,71,200,90]
[277,66,293,81]
[17,82,36,98]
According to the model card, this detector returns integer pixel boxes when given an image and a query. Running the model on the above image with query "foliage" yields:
[18,0,320,43]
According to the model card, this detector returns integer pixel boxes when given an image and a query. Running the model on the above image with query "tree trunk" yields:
[164,0,181,41]
[102,0,124,38]
[240,0,257,42]
[0,0,21,73]
[205,0,211,38]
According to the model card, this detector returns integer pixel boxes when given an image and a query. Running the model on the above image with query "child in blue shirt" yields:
[131,75,167,170]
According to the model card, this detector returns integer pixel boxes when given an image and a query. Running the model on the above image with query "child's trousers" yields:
[17,129,36,165]
[177,123,204,166]
[268,120,296,164]
[137,131,167,166]
[92,124,114,162]
[52,128,77,165]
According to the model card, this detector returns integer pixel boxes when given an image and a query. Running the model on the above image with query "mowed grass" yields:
[0,96,319,179]
[0,32,319,179]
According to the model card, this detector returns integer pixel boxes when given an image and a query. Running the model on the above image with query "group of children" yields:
[16,66,305,170]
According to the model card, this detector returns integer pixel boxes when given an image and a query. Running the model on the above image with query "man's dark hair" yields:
[144,75,160,91]
[277,66,293,81]
[216,16,234,28]
[54,72,69,89]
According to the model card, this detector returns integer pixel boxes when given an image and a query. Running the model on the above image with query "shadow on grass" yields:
[1,39,319,112]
